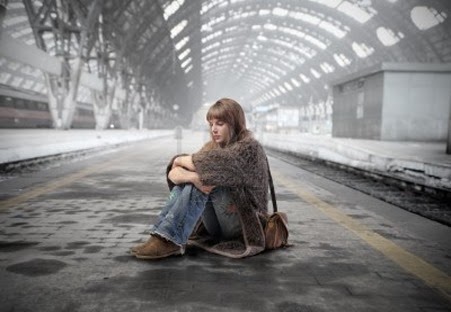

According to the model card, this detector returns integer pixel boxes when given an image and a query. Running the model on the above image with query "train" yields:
[0,86,97,129]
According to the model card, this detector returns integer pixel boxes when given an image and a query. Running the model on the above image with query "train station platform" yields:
[257,132,451,193]
[0,129,174,166]
[0,129,450,311]
[1,128,450,193]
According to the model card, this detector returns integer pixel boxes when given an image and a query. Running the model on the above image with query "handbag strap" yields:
[266,157,278,213]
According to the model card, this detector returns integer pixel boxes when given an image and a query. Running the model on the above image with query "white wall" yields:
[382,71,451,141]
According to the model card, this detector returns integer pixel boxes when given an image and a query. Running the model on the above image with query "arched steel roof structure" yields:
[1,0,450,128]
[200,0,451,107]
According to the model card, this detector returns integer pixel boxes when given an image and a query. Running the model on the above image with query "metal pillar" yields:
[23,0,102,129]
[90,12,120,130]
[90,89,110,130]
[447,95,451,154]
[91,62,122,130]
[119,87,136,130]
[0,0,7,40]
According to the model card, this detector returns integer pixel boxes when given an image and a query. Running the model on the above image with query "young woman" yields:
[131,98,269,259]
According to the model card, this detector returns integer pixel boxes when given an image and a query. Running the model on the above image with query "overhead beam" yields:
[0,34,102,91]
[0,33,61,75]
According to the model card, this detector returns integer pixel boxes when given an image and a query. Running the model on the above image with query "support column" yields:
[118,89,133,130]
[447,96,451,154]
[92,90,111,130]
[44,57,84,129]
[92,74,120,130]
[118,73,141,130]
[0,0,7,40]
[23,0,102,129]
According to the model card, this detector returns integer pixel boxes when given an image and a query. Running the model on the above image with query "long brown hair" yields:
[206,98,251,147]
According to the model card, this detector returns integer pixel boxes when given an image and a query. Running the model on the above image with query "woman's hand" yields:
[191,174,214,194]
[196,184,215,194]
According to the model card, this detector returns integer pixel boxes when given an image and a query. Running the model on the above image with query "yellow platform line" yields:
[0,153,132,211]
[273,170,451,302]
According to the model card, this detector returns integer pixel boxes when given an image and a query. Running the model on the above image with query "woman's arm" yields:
[168,166,214,194]
[172,155,196,171]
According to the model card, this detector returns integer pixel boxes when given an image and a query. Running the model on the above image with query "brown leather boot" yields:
[130,237,152,255]
[134,235,182,260]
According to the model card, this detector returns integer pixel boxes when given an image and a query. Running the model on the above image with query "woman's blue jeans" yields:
[150,184,241,248]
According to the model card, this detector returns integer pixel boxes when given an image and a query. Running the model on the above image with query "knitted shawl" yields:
[166,135,269,258]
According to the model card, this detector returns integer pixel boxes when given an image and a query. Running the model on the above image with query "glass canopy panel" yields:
[291,78,301,87]
[184,64,193,73]
[175,36,189,50]
[376,27,404,46]
[202,15,226,32]
[273,8,288,17]
[352,42,374,58]
[221,38,235,45]
[308,0,342,8]
[201,50,219,61]
[3,15,28,27]
[299,74,311,83]
[11,76,24,88]
[224,25,240,33]
[269,36,317,60]
[259,9,271,16]
[281,27,326,56]
[264,23,278,31]
[304,34,327,50]
[200,0,228,15]
[320,62,335,73]
[10,27,32,39]
[337,1,375,24]
[410,6,447,30]
[7,2,26,9]
[178,48,191,61]
[284,82,293,91]
[202,30,223,44]
[318,20,347,38]
[333,53,352,67]
[310,68,321,78]
[202,42,220,54]
[170,20,188,39]
[163,0,185,21]
[230,10,257,20]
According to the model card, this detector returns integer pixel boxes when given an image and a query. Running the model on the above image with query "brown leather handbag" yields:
[264,159,289,250]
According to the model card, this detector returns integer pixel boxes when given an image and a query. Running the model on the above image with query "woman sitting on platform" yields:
[131,98,269,259]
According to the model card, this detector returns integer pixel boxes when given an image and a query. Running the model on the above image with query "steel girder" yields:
[22,0,103,129]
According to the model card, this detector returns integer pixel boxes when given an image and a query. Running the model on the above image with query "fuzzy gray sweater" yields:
[188,135,269,258]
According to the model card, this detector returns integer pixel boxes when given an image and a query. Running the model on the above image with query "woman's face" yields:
[209,118,230,145]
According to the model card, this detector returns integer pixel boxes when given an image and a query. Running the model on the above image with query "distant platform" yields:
[0,128,450,192]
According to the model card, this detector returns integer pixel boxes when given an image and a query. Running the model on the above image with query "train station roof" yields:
[1,0,450,117]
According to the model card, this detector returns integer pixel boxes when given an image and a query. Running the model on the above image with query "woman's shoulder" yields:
[236,134,265,154]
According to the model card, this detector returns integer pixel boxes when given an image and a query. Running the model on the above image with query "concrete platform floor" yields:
[0,133,450,312]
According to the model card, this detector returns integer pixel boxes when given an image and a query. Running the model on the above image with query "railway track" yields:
[267,147,451,227]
